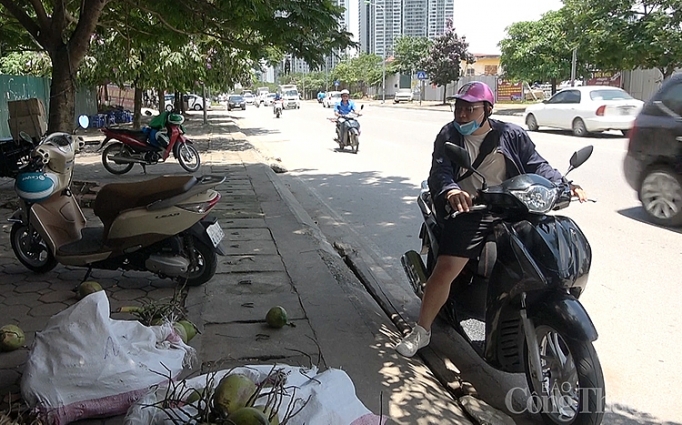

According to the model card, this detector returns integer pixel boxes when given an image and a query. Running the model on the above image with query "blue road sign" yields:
[334,80,340,87]
[416,71,427,80]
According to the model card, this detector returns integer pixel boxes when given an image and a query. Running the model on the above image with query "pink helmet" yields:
[454,81,495,106]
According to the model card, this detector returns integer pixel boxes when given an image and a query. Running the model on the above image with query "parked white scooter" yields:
[9,116,226,287]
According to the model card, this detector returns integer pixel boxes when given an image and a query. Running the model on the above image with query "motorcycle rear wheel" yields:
[177,143,201,173]
[184,237,217,287]
[102,142,134,175]
[524,321,605,425]
[11,223,57,273]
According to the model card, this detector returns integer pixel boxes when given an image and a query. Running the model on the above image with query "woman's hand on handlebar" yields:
[570,184,587,203]
[446,189,473,213]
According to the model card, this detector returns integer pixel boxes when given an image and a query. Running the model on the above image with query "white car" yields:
[524,86,643,137]
[164,94,211,111]
[323,91,341,108]
[243,93,256,105]
[262,93,277,106]
[282,89,300,109]
[393,88,414,103]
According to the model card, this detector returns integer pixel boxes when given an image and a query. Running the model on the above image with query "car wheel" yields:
[193,104,202,111]
[526,114,539,131]
[639,166,682,227]
[572,118,588,137]
[227,107,231,111]
[165,105,173,112]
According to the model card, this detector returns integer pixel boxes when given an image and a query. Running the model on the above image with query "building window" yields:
[466,68,475,76]
[484,65,498,76]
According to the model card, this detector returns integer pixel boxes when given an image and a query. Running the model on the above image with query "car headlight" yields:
[509,184,558,213]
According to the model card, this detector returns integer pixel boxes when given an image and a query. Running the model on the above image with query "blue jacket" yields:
[334,100,356,115]
[428,118,564,203]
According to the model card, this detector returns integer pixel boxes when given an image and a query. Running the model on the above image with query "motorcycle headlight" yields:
[510,184,558,213]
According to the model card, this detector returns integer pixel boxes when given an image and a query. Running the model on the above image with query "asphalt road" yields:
[227,100,682,424]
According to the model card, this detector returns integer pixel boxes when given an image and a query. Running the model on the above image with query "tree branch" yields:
[27,0,50,29]
[0,0,44,45]
[68,0,107,64]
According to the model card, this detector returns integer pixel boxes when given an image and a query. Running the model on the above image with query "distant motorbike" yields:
[273,100,283,118]
[9,117,225,287]
[331,105,364,154]
[401,143,605,425]
[98,112,200,174]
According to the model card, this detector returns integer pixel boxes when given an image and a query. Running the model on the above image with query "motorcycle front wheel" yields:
[177,143,201,173]
[102,142,134,175]
[11,223,57,273]
[184,237,217,287]
[524,321,605,425]
[350,133,359,154]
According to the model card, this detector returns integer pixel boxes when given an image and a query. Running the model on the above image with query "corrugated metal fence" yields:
[1,74,97,139]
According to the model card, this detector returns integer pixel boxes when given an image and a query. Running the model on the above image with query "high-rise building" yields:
[359,0,454,58]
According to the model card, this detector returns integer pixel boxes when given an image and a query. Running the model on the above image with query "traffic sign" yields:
[334,80,340,87]
[416,70,427,80]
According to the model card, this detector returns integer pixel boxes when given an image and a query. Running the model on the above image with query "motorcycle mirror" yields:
[567,145,594,174]
[19,131,32,144]
[78,115,89,129]
[444,142,472,169]
[360,104,365,110]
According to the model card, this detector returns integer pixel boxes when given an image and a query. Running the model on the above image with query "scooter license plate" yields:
[206,222,224,247]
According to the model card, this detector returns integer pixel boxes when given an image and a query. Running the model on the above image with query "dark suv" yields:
[624,74,682,227]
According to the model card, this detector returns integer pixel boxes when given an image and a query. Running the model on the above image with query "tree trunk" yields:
[158,89,165,113]
[550,78,557,96]
[133,85,143,129]
[442,83,448,105]
[47,47,77,133]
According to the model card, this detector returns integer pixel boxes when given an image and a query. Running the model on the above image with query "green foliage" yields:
[563,0,682,78]
[330,53,383,94]
[499,10,590,83]
[390,36,432,74]
[420,29,473,87]
[0,51,51,76]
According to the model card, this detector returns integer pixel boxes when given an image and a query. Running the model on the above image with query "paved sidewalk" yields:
[0,113,474,424]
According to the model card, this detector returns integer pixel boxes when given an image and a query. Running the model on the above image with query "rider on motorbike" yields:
[333,89,361,142]
[273,92,283,114]
[395,81,588,357]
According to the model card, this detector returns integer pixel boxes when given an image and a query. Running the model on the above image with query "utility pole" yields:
[570,47,578,87]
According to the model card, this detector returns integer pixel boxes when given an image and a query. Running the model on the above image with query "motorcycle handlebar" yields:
[446,204,488,219]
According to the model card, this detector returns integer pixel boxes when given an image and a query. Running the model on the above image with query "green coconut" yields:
[213,374,258,415]
[265,306,288,329]
[178,320,198,342]
[226,407,269,425]
[0,324,25,352]
[185,388,202,404]
[77,281,103,299]
[172,322,188,344]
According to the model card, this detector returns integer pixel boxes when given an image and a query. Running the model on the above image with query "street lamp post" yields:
[366,0,386,103]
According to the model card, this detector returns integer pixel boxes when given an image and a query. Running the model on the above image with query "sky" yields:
[347,0,564,54]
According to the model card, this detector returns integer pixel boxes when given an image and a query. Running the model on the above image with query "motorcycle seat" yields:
[106,128,148,142]
[94,175,198,238]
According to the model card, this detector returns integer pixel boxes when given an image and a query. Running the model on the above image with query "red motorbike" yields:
[97,113,200,174]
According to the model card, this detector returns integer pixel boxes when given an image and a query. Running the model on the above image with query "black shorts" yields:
[438,212,497,259]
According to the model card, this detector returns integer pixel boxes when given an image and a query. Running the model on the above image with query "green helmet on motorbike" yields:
[167,113,185,125]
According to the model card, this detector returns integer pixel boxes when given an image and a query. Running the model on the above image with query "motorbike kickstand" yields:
[141,163,147,174]
[72,266,94,293]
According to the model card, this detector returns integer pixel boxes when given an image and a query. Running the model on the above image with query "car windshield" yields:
[267,94,276,98]
[284,90,298,97]
[229,96,243,101]
[331,93,341,98]
[589,89,633,101]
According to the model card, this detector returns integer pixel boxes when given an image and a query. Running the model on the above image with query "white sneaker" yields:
[395,324,431,357]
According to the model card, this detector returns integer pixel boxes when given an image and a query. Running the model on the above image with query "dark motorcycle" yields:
[401,143,605,425]
[98,112,200,174]
[332,105,364,154]
[0,135,38,178]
